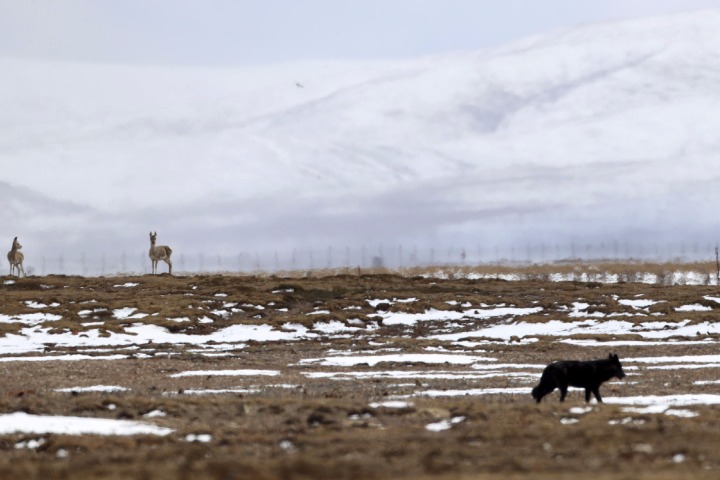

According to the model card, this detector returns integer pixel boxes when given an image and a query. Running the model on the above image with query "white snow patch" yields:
[431,319,720,341]
[0,322,315,356]
[312,321,360,334]
[55,385,129,393]
[604,394,720,407]
[143,410,167,418]
[675,304,712,312]
[618,299,658,309]
[0,412,172,436]
[380,306,542,326]
[471,363,545,370]
[0,354,128,362]
[694,380,720,385]
[563,339,718,347]
[15,438,46,449]
[300,354,495,367]
[673,453,688,463]
[568,302,606,318]
[426,416,465,432]
[279,440,296,451]
[409,387,529,397]
[366,299,393,308]
[303,370,531,380]
[626,355,720,364]
[25,301,53,309]
[112,308,147,319]
[170,369,280,378]
[369,401,413,409]
[569,407,593,415]
[0,312,63,325]
[665,409,699,418]
[176,388,259,395]
[646,363,720,370]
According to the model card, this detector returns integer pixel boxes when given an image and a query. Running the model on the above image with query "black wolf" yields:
[531,353,626,403]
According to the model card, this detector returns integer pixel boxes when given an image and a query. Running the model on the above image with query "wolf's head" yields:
[608,353,626,380]
[531,386,541,401]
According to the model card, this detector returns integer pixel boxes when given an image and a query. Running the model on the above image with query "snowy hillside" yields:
[1,9,720,267]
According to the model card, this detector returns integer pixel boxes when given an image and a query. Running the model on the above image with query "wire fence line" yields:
[2,242,718,277]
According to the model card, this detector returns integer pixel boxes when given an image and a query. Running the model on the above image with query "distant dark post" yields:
[715,246,719,285]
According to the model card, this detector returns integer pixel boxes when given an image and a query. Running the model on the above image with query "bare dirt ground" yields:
[1,272,720,479]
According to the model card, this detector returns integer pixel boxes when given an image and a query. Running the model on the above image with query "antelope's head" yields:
[150,231,157,244]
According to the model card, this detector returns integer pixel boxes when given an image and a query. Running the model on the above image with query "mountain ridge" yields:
[1,8,719,262]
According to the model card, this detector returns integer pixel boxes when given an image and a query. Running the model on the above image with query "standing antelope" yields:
[7,237,25,277]
[149,231,173,275]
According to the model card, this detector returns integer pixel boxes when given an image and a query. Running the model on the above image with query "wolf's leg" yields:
[592,387,603,403]
[559,383,568,402]
[585,389,592,402]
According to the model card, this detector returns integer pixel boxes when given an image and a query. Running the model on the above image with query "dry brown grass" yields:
[1,269,720,479]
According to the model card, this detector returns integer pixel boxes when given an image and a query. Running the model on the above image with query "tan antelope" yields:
[149,231,173,275]
[7,236,25,277]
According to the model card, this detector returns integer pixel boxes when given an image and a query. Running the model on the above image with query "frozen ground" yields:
[1,273,720,479]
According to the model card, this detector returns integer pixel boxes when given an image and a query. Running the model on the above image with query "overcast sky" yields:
[2,0,720,66]
[3,1,720,270]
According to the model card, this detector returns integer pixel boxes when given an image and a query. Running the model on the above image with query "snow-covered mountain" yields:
[2,9,720,269]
